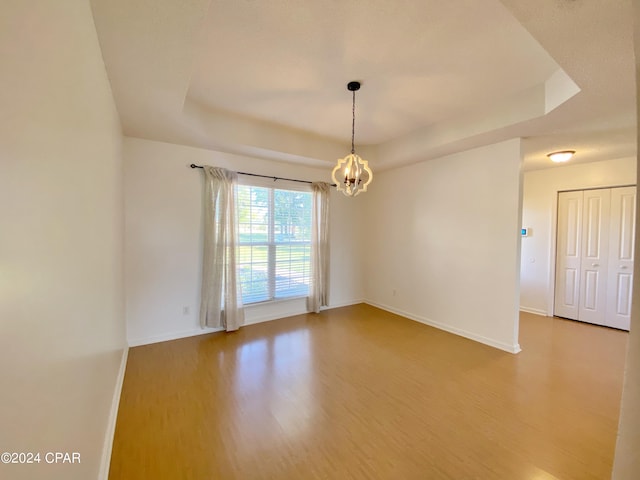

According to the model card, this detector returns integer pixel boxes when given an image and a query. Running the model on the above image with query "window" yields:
[236,182,312,304]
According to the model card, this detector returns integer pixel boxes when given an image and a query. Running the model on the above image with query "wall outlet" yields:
[183,306,190,315]
[392,289,397,297]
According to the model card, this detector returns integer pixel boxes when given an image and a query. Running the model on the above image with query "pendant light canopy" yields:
[331,81,373,197]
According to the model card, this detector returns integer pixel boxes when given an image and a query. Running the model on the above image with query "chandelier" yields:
[331,81,373,197]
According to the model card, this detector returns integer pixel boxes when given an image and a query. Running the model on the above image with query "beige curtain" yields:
[199,166,244,331]
[308,182,330,313]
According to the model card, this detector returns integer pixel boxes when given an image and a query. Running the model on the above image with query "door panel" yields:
[563,269,578,306]
[555,191,583,319]
[606,186,636,330]
[615,273,632,316]
[578,189,610,326]
[583,270,599,311]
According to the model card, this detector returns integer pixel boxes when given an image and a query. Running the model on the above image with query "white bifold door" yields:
[555,186,636,330]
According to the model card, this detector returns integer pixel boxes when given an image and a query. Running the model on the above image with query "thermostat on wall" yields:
[521,227,531,237]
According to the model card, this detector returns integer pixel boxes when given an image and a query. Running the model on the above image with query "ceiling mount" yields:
[347,81,361,92]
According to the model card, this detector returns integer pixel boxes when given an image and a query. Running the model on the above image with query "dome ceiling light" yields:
[547,150,575,163]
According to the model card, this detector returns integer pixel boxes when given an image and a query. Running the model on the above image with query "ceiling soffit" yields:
[90,0,636,170]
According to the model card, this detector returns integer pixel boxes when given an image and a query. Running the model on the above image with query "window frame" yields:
[236,176,312,305]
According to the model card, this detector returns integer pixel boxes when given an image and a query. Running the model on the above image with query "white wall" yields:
[612,0,640,474]
[520,157,636,316]
[362,139,523,353]
[0,1,126,479]
[124,137,364,346]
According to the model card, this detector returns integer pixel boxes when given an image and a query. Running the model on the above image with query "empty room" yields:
[2,0,640,479]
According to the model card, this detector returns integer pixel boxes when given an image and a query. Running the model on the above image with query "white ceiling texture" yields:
[90,0,637,171]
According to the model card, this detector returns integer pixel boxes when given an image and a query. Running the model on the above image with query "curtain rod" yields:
[190,164,336,187]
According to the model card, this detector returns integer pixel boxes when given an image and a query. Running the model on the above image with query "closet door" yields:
[606,186,636,330]
[577,189,611,326]
[554,191,583,320]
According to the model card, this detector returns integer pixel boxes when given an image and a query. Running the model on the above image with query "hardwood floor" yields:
[109,304,628,479]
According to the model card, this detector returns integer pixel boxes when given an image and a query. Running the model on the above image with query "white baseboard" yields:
[519,306,548,316]
[365,300,521,354]
[323,299,365,310]
[128,326,224,347]
[99,346,129,480]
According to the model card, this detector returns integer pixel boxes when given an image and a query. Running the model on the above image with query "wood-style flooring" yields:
[109,304,628,479]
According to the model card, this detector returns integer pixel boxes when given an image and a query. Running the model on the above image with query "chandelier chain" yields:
[351,90,356,154]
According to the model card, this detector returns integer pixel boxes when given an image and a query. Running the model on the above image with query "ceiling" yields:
[90,0,637,171]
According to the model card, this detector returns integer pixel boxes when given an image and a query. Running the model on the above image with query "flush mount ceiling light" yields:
[547,150,575,163]
[331,81,373,197]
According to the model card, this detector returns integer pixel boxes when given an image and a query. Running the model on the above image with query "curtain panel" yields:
[308,182,330,313]
[199,166,245,331]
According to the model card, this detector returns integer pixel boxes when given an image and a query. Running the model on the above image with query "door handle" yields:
[620,265,628,269]
[591,263,599,267]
